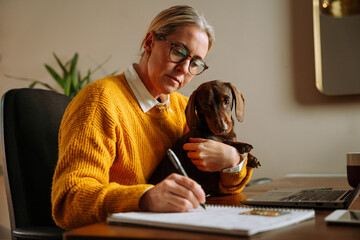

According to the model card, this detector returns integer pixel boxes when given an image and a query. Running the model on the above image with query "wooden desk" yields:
[64,177,360,239]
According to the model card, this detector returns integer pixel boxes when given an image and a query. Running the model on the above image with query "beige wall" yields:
[0,175,10,231]
[1,0,360,230]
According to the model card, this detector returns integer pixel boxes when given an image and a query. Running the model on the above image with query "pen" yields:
[167,149,206,210]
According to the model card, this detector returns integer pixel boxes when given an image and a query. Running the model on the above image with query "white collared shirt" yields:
[124,64,172,113]
[124,64,245,173]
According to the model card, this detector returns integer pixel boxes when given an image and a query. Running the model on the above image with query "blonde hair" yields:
[140,5,215,56]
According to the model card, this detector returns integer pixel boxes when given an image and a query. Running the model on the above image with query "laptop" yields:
[241,184,360,209]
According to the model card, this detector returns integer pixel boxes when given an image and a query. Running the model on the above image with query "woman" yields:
[51,5,252,230]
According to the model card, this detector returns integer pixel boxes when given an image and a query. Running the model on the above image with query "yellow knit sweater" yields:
[51,73,252,230]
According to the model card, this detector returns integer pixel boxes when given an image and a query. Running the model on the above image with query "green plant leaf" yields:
[45,64,64,88]
[4,74,59,92]
[28,80,59,92]
[109,70,119,76]
[69,53,78,89]
[64,74,72,96]
[6,53,117,99]
[79,70,91,89]
[29,82,37,88]
[53,52,68,78]
[89,55,111,74]
[64,60,71,70]
[75,71,82,92]
[4,74,39,83]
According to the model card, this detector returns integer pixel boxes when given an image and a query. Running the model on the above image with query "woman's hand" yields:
[183,138,241,172]
[139,173,205,212]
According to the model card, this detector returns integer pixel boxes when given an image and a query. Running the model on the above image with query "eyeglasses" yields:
[154,33,208,75]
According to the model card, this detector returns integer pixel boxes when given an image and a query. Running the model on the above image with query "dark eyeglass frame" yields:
[154,33,209,75]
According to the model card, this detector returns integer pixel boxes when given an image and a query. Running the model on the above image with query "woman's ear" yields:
[143,31,155,56]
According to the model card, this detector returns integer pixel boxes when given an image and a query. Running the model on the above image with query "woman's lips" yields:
[167,75,181,84]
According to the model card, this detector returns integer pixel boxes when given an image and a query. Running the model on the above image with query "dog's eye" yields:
[203,103,211,110]
[224,99,230,105]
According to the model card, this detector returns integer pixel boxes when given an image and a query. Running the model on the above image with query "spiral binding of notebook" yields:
[207,203,313,211]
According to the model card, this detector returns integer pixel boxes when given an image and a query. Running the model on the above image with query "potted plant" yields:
[5,52,117,99]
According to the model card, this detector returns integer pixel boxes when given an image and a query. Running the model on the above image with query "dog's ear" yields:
[185,90,199,129]
[227,83,245,122]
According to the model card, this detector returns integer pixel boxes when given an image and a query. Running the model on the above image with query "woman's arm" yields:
[183,138,253,194]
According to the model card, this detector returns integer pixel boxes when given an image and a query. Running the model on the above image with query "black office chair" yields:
[0,88,71,240]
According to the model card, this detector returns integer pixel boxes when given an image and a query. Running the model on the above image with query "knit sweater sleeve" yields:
[51,78,153,230]
[218,157,253,194]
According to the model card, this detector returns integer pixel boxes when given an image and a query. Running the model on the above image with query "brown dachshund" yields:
[149,80,260,194]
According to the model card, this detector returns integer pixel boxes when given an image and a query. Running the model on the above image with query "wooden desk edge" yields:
[64,177,360,240]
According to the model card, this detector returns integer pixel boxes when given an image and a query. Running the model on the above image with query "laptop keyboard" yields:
[280,189,347,202]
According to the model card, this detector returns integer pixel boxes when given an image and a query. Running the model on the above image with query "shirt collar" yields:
[125,64,172,113]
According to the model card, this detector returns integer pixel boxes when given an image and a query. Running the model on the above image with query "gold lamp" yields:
[321,0,360,17]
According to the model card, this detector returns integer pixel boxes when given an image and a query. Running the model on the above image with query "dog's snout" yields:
[220,122,228,133]
[209,119,230,135]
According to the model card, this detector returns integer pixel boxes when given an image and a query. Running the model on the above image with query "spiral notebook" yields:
[107,205,315,237]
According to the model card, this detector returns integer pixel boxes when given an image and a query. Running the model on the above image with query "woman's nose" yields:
[175,57,191,74]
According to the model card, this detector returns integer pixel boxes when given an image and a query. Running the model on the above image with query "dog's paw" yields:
[247,153,261,168]
[229,142,253,154]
